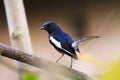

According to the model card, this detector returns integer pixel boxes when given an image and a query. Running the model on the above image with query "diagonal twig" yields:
[0,43,93,80]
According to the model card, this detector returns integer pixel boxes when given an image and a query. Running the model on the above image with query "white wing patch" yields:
[49,36,74,56]
[49,36,62,49]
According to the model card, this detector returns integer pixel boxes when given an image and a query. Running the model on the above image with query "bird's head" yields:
[40,21,62,34]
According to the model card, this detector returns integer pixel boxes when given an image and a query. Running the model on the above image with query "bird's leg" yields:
[56,54,64,63]
[70,57,73,68]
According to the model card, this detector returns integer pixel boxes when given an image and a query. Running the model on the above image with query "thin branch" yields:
[4,0,33,80]
[0,43,93,80]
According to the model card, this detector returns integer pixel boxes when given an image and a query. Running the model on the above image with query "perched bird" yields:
[40,21,100,67]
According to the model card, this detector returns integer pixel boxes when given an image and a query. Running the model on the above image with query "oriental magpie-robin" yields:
[40,21,100,67]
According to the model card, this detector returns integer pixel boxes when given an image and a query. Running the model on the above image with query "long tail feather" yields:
[72,36,100,52]
[77,36,100,43]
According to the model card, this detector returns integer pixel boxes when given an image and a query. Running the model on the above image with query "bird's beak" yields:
[40,26,45,30]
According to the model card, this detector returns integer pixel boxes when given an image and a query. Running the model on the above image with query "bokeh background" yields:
[0,0,120,80]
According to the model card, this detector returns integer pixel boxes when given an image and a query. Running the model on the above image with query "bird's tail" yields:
[72,36,100,53]
[76,36,100,43]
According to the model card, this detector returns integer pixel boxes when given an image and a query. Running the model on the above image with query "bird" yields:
[40,21,100,67]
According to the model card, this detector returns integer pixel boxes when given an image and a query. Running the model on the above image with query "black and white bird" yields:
[40,21,100,67]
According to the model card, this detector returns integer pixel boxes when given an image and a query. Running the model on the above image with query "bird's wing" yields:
[49,35,78,59]
[49,32,75,55]
[49,36,62,49]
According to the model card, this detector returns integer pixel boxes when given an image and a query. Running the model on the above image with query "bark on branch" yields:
[0,43,93,80]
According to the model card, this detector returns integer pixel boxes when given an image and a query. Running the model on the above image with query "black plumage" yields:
[40,21,100,67]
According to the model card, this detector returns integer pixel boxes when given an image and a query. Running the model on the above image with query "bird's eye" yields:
[47,24,53,29]
[47,24,50,27]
